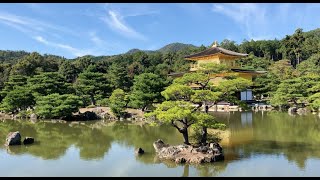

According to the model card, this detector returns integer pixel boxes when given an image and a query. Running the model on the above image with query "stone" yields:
[288,107,298,114]
[297,108,307,115]
[153,140,224,164]
[23,137,34,145]
[175,157,186,163]
[135,147,144,155]
[30,113,37,120]
[153,139,170,153]
[5,131,21,146]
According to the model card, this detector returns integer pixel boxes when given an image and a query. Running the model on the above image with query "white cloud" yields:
[33,36,92,57]
[101,10,146,41]
[0,11,77,37]
[89,31,104,45]
[212,3,268,40]
[100,4,159,41]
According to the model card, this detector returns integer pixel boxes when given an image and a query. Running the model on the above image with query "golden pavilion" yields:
[172,41,266,101]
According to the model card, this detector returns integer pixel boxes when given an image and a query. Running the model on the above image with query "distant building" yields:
[170,41,266,102]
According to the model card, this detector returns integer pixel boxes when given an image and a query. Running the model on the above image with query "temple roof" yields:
[185,46,248,59]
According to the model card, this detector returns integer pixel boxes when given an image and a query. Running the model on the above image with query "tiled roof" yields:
[185,46,248,59]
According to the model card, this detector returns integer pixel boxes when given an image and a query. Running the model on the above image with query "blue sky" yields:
[0,3,319,59]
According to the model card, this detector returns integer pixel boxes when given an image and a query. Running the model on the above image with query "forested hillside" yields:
[0,28,320,118]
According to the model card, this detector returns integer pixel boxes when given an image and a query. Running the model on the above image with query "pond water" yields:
[1,111,320,177]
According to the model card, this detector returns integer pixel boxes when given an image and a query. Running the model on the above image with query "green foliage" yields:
[0,63,11,93]
[307,83,320,110]
[268,60,296,80]
[158,43,197,53]
[219,39,239,52]
[269,78,304,107]
[173,72,209,86]
[308,92,320,109]
[190,128,222,144]
[281,28,305,67]
[72,56,93,73]
[1,27,320,114]
[191,112,222,128]
[236,54,272,70]
[129,73,168,110]
[74,71,110,106]
[107,62,131,91]
[239,39,282,60]
[58,61,78,83]
[109,89,128,119]
[27,72,74,97]
[161,84,193,101]
[127,61,144,78]
[0,86,35,113]
[198,63,229,74]
[296,53,320,76]
[96,98,109,106]
[146,100,194,123]
[16,109,33,119]
[35,93,82,119]
[0,75,28,98]
[0,50,30,64]
[191,90,221,104]
[10,52,61,76]
[218,77,253,95]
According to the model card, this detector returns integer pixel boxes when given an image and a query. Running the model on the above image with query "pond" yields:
[1,111,320,177]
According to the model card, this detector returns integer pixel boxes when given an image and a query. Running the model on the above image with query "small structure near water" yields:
[153,139,224,164]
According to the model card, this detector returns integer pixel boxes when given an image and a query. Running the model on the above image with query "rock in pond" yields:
[153,139,224,164]
[5,131,22,146]
[297,108,308,115]
[288,107,298,114]
[135,147,145,155]
[23,137,34,145]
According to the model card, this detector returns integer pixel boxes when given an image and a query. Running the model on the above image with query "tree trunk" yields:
[181,127,190,145]
[200,126,208,145]
[200,105,209,145]
[90,94,96,106]
[181,119,190,145]
[171,120,190,145]
[142,105,146,112]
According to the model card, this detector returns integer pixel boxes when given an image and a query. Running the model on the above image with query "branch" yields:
[171,120,181,130]
[192,103,203,112]
[187,120,195,127]
[207,102,216,109]
[177,119,188,125]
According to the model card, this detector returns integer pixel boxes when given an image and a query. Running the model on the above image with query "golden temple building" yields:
[172,41,266,101]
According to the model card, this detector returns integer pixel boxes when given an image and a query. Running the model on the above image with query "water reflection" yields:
[1,111,320,176]
[213,111,320,170]
[0,120,182,161]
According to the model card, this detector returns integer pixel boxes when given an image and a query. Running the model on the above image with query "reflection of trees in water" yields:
[75,128,113,160]
[2,112,319,174]
[109,121,183,165]
[181,164,189,177]
[0,120,113,160]
[193,162,228,177]
[236,140,320,170]
[223,112,320,170]
[0,120,71,159]
[111,121,182,153]
[0,120,181,162]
